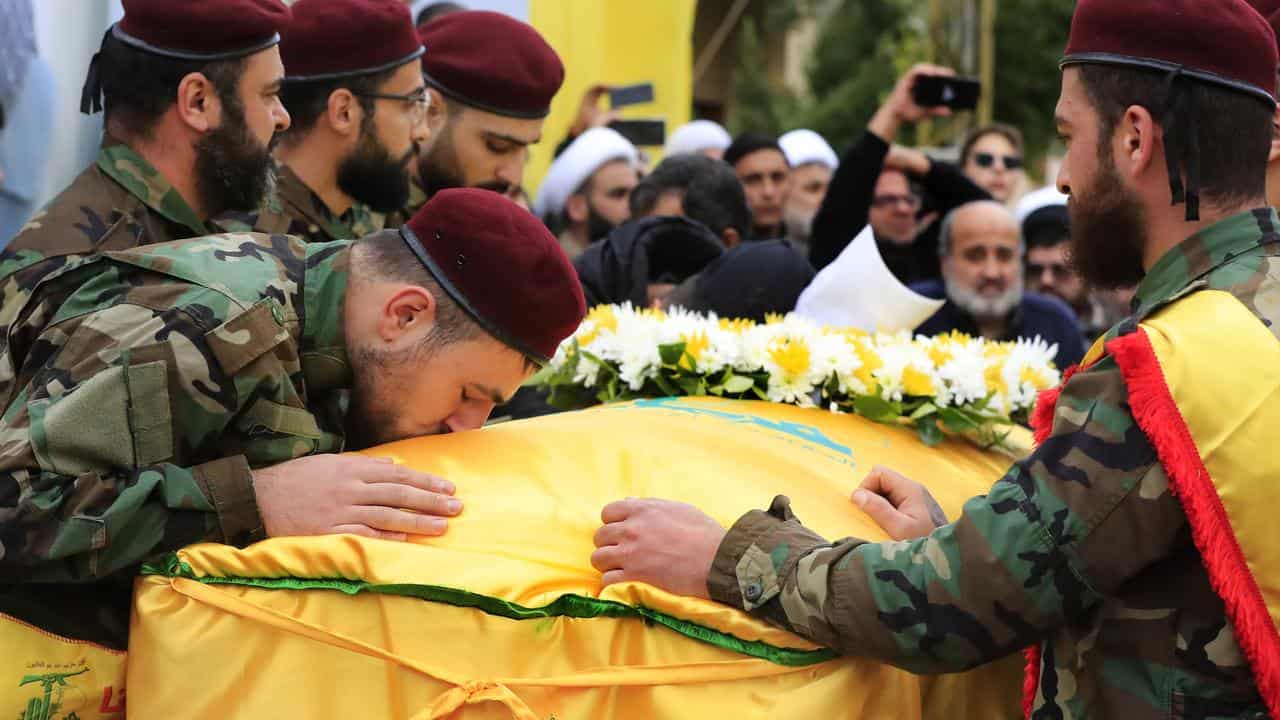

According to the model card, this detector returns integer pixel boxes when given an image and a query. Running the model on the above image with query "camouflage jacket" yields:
[708,209,1280,719]
[0,143,210,317]
[0,233,353,648]
[213,163,385,242]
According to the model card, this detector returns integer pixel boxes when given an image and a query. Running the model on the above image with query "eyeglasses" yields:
[973,152,1023,170]
[352,89,430,125]
[871,193,922,210]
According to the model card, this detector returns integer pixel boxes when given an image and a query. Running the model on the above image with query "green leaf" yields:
[677,376,704,395]
[652,373,679,397]
[723,375,756,394]
[852,395,900,423]
[751,385,769,400]
[908,402,938,421]
[938,407,978,433]
[658,342,686,366]
[915,418,945,447]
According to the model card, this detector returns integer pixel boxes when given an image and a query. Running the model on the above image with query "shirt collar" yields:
[299,241,353,390]
[1131,207,1279,319]
[96,142,209,236]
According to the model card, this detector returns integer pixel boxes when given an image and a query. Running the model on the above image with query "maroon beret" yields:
[400,188,586,363]
[1062,0,1278,104]
[419,11,564,119]
[116,0,290,60]
[281,0,424,81]
[1248,0,1280,50]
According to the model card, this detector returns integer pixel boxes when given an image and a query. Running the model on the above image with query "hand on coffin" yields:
[853,465,948,541]
[591,498,726,599]
[253,454,461,541]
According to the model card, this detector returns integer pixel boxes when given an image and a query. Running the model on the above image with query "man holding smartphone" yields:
[806,64,992,285]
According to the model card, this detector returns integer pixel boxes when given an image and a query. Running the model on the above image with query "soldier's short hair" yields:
[355,229,486,352]
[1077,64,1271,209]
[278,66,401,138]
[99,32,247,139]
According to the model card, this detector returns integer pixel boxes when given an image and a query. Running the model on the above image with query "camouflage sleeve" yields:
[0,298,265,582]
[707,357,1188,674]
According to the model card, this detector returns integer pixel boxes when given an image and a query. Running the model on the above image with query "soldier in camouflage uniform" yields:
[392,11,564,223]
[0,0,292,298]
[0,188,586,649]
[590,2,1280,718]
[213,0,430,244]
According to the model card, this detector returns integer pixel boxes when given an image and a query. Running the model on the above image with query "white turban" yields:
[534,127,638,218]
[663,120,732,158]
[779,129,839,170]
[1015,186,1070,225]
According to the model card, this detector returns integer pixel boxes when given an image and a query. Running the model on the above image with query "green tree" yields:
[991,0,1075,178]
[726,17,789,136]
[797,0,918,150]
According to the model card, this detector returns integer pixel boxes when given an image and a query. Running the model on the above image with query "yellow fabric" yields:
[1138,291,1280,635]
[0,612,127,719]
[122,398,1027,718]
[525,1,695,195]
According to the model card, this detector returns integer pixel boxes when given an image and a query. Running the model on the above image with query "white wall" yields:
[32,0,120,208]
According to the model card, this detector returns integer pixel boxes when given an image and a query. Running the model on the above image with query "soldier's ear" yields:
[379,284,438,343]
[175,72,218,134]
[326,88,361,138]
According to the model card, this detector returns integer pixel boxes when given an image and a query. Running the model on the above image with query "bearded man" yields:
[911,200,1085,368]
[397,10,564,216]
[215,0,429,243]
[592,2,1280,718]
[0,0,292,293]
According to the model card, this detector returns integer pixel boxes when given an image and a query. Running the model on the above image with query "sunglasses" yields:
[973,152,1023,171]
[871,193,921,209]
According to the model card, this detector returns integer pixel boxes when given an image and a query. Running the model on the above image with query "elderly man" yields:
[779,129,838,258]
[215,0,429,242]
[534,127,639,259]
[0,189,585,650]
[912,200,1085,367]
[592,1,1280,717]
[723,133,792,241]
[0,0,292,296]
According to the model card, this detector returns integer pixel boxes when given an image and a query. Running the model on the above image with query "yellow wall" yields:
[527,0,696,195]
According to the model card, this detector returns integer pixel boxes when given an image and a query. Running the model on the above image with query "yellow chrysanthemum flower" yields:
[984,361,1007,395]
[764,312,786,325]
[679,331,711,372]
[849,338,882,389]
[927,344,953,368]
[718,317,756,334]
[578,305,619,346]
[767,336,811,379]
[1020,364,1055,391]
[902,366,937,396]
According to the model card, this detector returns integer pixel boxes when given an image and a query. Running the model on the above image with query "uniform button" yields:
[744,581,763,603]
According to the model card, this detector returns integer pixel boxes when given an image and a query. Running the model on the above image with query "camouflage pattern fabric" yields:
[0,143,211,340]
[0,233,353,648]
[213,163,385,242]
[707,208,1280,719]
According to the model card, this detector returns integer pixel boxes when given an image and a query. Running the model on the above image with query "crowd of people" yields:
[3,0,1280,717]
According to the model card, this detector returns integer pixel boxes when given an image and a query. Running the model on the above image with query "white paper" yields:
[795,226,945,333]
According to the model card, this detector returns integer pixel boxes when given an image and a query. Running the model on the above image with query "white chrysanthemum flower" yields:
[873,340,941,403]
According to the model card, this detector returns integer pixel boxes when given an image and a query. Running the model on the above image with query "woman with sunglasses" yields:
[959,123,1027,206]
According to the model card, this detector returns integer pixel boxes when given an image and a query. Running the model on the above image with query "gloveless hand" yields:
[253,454,461,541]
[853,464,948,540]
[591,498,727,599]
